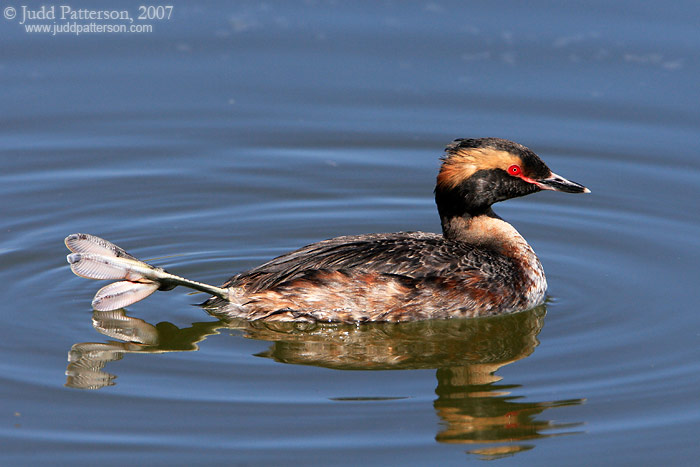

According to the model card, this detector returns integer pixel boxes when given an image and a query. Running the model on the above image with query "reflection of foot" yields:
[65,311,226,389]
[65,342,129,390]
[91,310,160,344]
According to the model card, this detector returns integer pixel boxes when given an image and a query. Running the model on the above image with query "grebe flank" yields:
[65,138,589,322]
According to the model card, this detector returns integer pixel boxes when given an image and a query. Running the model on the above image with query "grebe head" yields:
[434,138,589,220]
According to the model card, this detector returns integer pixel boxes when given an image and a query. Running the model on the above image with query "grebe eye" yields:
[508,165,521,175]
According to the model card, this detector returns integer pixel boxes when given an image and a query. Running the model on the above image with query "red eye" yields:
[508,165,521,176]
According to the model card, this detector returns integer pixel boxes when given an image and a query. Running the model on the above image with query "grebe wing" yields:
[223,231,496,292]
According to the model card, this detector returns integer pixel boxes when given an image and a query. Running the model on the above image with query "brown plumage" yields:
[66,138,589,322]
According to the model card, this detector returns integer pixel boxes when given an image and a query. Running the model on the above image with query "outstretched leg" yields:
[65,233,229,311]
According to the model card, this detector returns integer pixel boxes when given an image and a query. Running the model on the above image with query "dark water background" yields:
[2,1,699,464]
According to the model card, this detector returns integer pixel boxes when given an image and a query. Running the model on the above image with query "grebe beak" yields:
[535,172,590,194]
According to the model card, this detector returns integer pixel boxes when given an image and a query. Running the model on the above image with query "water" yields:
[2,0,699,464]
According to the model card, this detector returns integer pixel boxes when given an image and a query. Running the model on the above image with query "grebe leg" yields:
[65,233,229,311]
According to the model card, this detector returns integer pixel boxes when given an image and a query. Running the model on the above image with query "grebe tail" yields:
[65,233,228,311]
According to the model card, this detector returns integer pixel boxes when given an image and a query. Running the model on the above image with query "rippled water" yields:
[2,1,699,464]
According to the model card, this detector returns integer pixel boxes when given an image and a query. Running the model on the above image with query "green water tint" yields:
[66,305,583,455]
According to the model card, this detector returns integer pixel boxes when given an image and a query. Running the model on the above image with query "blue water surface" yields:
[1,1,699,465]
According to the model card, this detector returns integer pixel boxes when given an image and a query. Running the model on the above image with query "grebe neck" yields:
[440,209,536,261]
[441,210,547,310]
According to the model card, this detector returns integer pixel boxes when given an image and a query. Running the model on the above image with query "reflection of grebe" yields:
[66,307,584,454]
[65,138,588,322]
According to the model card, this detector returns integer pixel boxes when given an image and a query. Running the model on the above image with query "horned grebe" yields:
[65,138,589,322]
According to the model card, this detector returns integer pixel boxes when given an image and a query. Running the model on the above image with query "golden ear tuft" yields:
[437,148,523,189]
